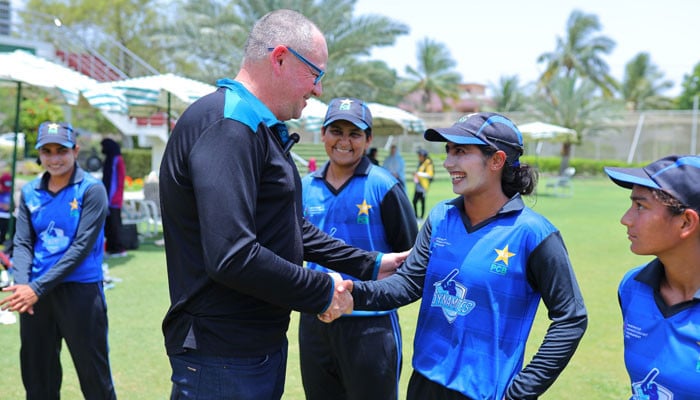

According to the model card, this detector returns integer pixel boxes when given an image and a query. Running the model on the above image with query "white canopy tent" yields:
[86,74,216,171]
[0,50,127,235]
[518,121,577,142]
[0,50,127,111]
[366,102,426,136]
[518,121,578,168]
[96,73,216,115]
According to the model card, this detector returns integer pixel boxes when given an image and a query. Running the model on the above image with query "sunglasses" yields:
[268,46,325,85]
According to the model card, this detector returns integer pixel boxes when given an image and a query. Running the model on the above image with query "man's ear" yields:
[268,45,286,70]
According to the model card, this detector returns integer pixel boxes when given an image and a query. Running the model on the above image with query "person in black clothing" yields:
[367,147,380,165]
[101,138,127,257]
[159,10,407,400]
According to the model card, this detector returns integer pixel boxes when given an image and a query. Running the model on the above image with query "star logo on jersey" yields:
[430,269,476,324]
[494,245,515,264]
[356,199,372,215]
[69,198,80,217]
[355,199,371,225]
[490,244,515,275]
[631,368,673,400]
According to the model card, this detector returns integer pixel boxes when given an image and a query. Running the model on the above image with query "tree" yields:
[19,96,65,152]
[537,10,617,98]
[149,0,247,82]
[488,75,530,112]
[677,61,700,110]
[621,52,673,110]
[24,0,164,75]
[402,37,462,112]
[151,0,410,101]
[533,75,623,173]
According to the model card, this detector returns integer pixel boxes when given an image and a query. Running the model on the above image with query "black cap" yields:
[425,112,524,165]
[35,122,76,149]
[323,98,372,134]
[604,155,700,211]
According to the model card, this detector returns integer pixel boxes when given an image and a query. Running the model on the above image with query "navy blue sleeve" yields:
[506,231,588,399]
[380,183,418,252]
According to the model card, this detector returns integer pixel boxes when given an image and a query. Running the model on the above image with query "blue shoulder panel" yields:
[216,78,281,132]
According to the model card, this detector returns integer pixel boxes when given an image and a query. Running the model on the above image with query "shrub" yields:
[122,149,152,180]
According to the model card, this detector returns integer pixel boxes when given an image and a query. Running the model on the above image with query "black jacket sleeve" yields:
[302,219,380,280]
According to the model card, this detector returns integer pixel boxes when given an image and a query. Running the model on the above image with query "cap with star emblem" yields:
[323,97,373,135]
[35,121,76,149]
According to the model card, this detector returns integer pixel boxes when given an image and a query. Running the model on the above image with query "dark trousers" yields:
[169,341,287,400]
[0,217,8,243]
[299,312,402,400]
[104,207,124,253]
[407,370,471,400]
[413,190,426,219]
[20,282,116,400]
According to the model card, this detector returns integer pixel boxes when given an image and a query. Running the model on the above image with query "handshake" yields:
[317,249,410,323]
[317,273,354,323]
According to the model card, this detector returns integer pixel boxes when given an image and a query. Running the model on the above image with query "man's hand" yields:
[317,273,353,323]
[378,249,410,280]
[0,284,38,315]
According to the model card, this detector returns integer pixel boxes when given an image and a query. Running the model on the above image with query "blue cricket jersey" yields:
[302,158,417,316]
[22,171,105,284]
[352,195,587,399]
[620,259,700,400]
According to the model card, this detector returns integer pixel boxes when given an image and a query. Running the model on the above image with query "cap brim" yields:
[323,116,368,131]
[35,139,75,149]
[424,127,487,145]
[604,167,660,190]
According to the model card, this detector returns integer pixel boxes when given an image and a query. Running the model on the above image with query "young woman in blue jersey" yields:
[301,98,418,400]
[325,112,588,400]
[0,122,115,399]
[604,155,700,400]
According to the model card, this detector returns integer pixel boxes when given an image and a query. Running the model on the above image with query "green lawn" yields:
[0,176,645,399]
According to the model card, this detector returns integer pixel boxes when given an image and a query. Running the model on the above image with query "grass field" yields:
[0,176,648,399]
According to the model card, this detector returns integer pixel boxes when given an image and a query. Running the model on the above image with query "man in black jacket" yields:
[159,9,406,400]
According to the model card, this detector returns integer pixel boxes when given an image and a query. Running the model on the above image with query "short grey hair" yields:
[244,9,319,61]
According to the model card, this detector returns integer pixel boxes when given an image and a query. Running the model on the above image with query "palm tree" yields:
[152,0,409,100]
[488,75,530,112]
[621,53,673,110]
[150,0,254,82]
[402,37,462,112]
[537,10,617,97]
[677,61,700,110]
[534,75,623,173]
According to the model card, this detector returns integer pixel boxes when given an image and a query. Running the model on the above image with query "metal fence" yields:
[364,110,699,164]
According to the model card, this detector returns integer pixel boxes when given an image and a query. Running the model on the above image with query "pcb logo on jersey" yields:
[356,199,372,224]
[431,269,475,324]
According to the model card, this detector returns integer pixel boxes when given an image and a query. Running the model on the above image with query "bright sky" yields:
[354,0,699,96]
